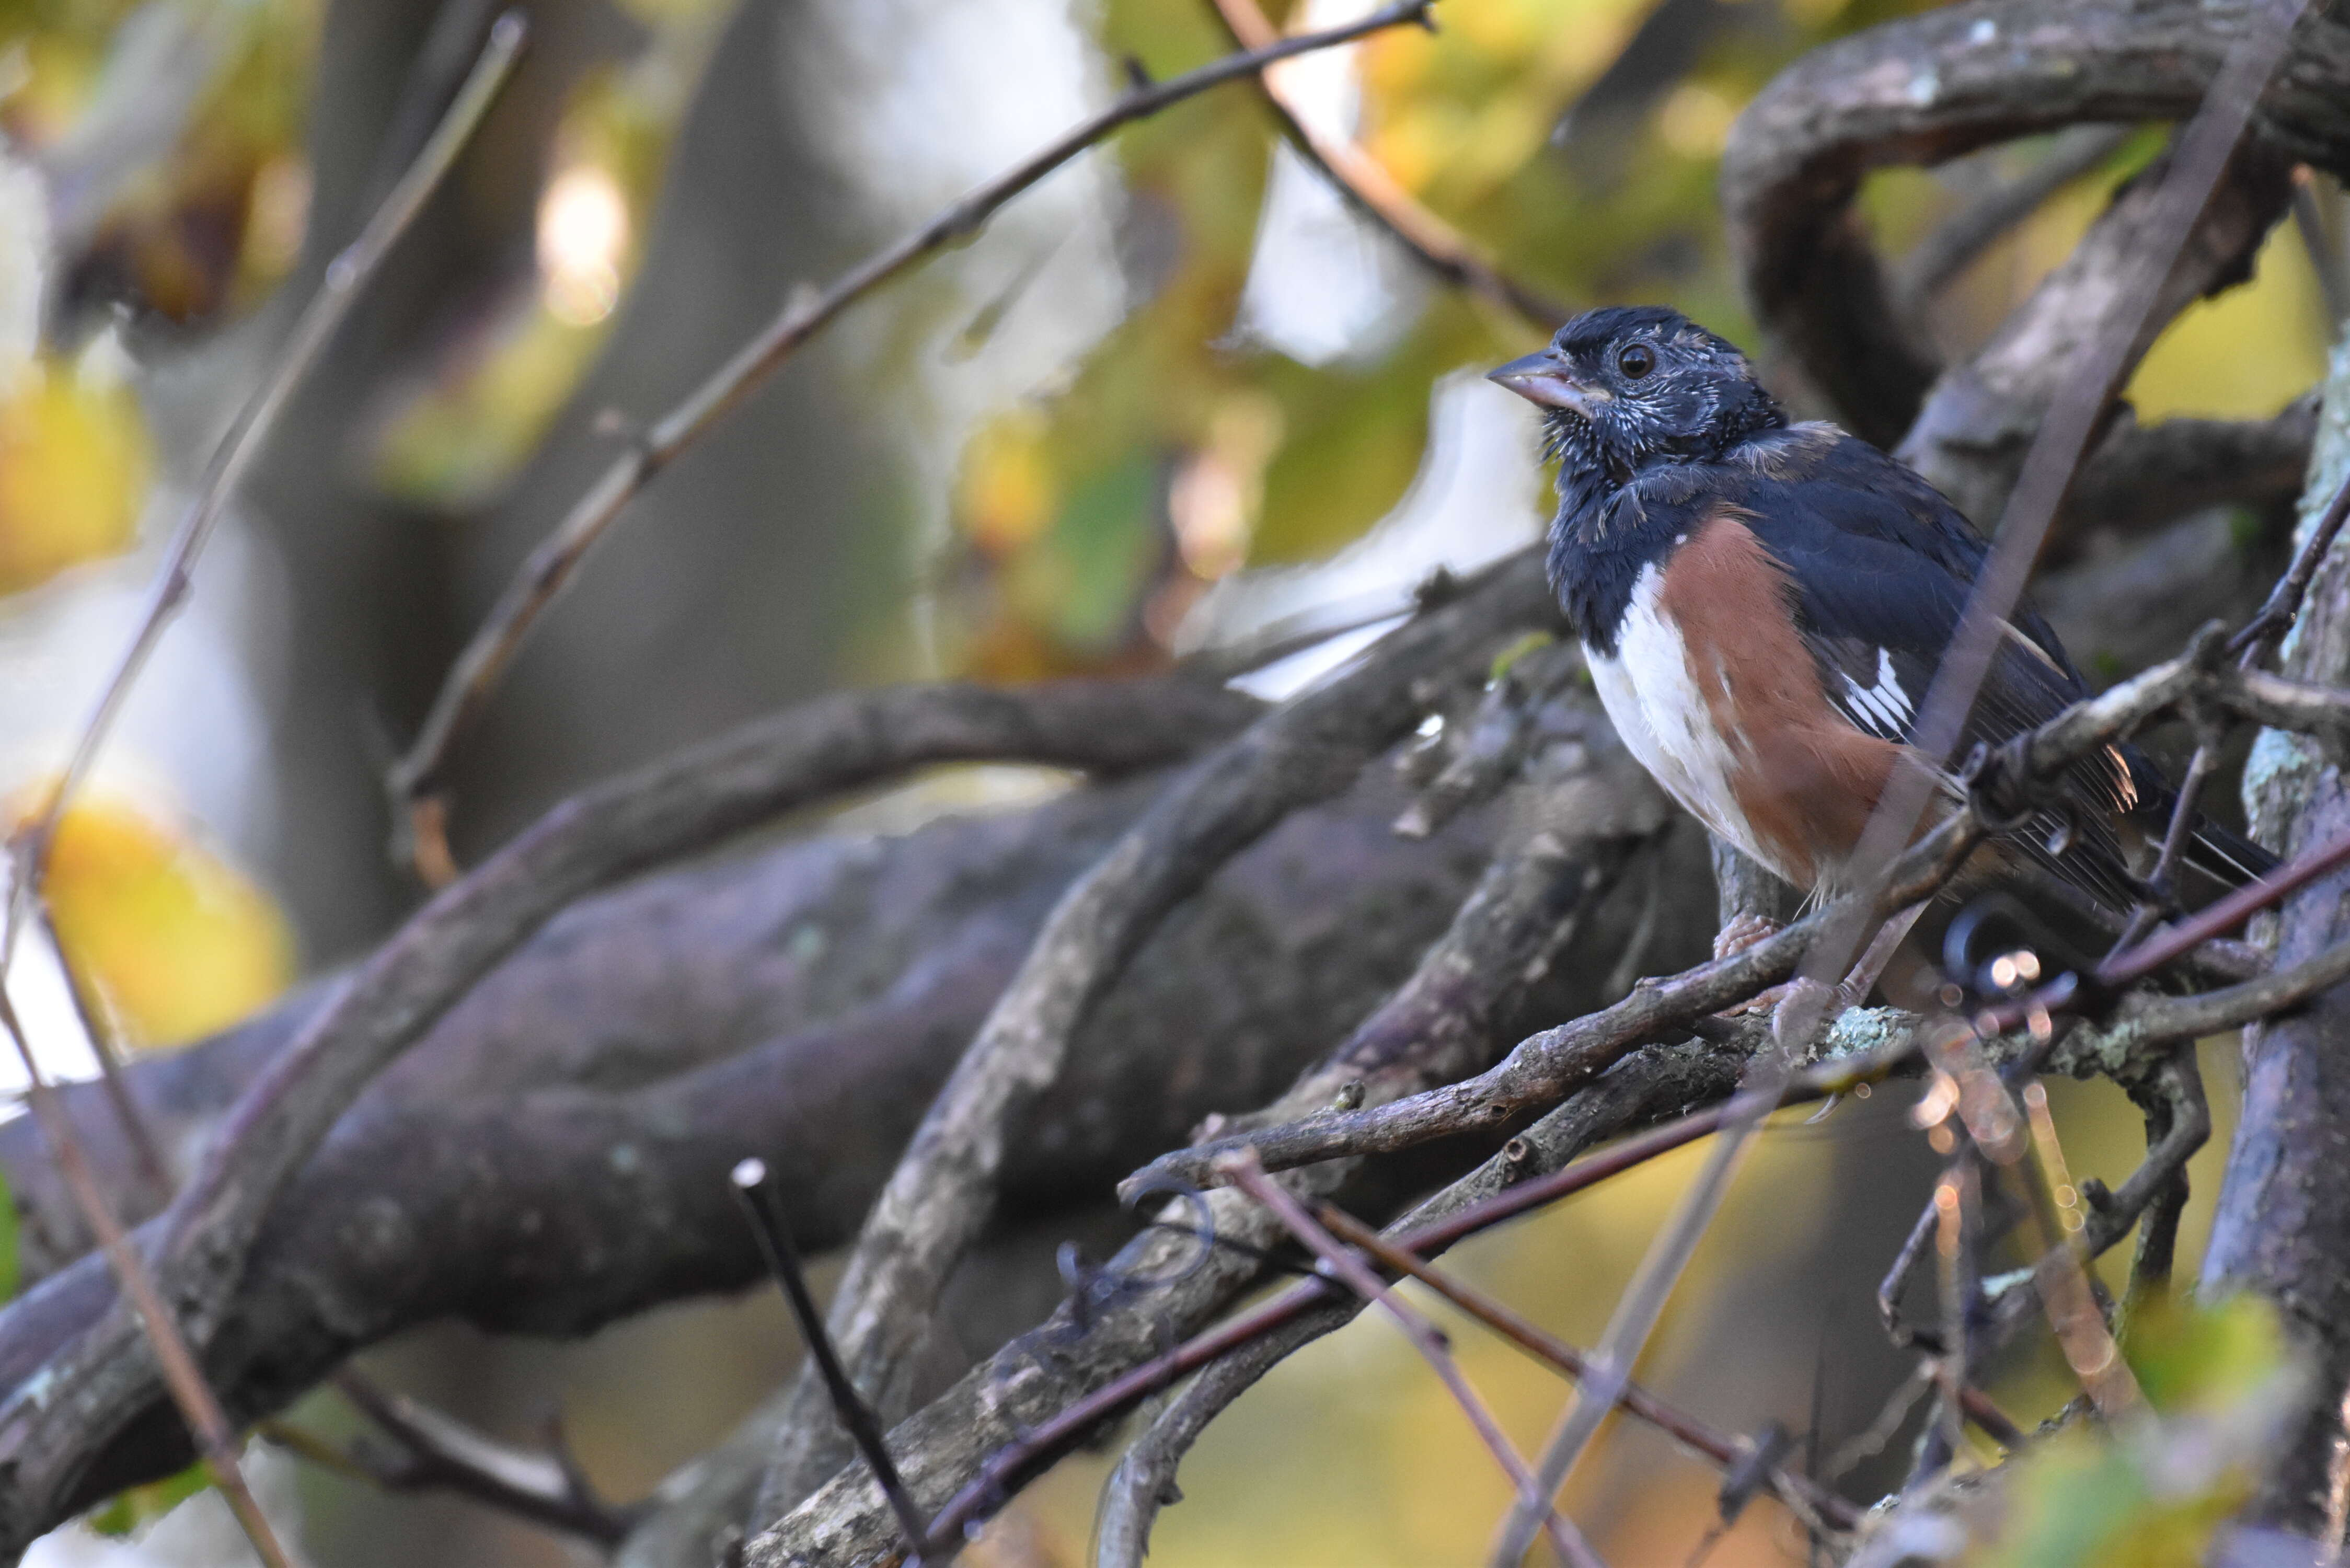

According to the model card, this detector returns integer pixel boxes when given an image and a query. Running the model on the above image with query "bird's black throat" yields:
[1541,401,1785,660]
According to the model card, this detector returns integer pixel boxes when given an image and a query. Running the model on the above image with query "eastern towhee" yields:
[1490,306,2273,969]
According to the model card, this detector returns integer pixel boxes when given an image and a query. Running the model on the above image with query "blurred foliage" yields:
[0,347,150,592]
[922,0,1947,681]
[0,0,321,323]
[916,0,2336,683]
[17,788,293,1050]
[366,0,730,508]
[1953,1295,2296,1568]
[85,1459,209,1537]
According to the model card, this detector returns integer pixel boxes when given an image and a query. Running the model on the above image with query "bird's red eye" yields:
[1616,343,1656,379]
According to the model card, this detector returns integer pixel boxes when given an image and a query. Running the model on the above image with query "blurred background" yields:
[0,0,2332,1561]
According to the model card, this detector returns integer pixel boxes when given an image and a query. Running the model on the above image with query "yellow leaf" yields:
[21,790,293,1051]
[0,359,152,593]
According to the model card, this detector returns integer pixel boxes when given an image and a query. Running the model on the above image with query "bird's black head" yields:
[1488,306,1784,485]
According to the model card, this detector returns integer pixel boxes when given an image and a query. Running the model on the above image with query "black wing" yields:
[1728,440,2156,912]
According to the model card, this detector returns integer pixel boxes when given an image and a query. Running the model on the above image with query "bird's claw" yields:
[1712,912,1783,963]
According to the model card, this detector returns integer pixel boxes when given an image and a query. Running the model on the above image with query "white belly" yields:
[1583,564,1793,883]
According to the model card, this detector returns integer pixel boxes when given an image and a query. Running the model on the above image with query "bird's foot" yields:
[1712,914,1787,1017]
[1712,912,1783,962]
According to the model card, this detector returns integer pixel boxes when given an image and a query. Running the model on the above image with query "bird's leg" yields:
[1713,902,1924,1024]
[1834,902,1929,1012]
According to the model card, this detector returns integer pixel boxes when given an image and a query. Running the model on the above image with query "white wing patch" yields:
[1835,645,1914,742]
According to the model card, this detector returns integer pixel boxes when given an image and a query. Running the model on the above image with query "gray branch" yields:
[2202,345,2350,1535]
[1721,0,2350,447]
[0,676,1266,1548]
[731,714,1683,1568]
[1897,139,2293,530]
[0,754,1546,1533]
[741,553,1560,1531]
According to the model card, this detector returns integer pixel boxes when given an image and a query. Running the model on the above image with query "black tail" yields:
[2182,815,2278,891]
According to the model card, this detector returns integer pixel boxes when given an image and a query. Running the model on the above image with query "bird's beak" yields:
[1487,350,1604,417]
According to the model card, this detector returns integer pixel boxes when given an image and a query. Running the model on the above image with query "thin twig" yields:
[1202,0,1568,330]
[326,1369,639,1547]
[2115,462,2350,948]
[1877,1200,1940,1350]
[0,13,527,967]
[0,994,299,1568]
[41,905,172,1204]
[1311,1203,1860,1532]
[1220,1152,1605,1568]
[926,1048,1870,1550]
[1896,126,2134,308]
[2231,463,2350,665]
[384,0,1442,867]
[1925,1155,1978,1472]
[1491,11,2313,1547]
[731,1158,935,1563]
[1128,809,1982,1194]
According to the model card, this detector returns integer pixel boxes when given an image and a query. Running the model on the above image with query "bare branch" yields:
[1898,138,2294,531]
[736,725,1670,1567]
[2235,460,2350,663]
[1894,126,2133,310]
[0,676,1257,1552]
[320,1370,639,1547]
[2063,400,2318,540]
[1721,0,2350,445]
[0,995,299,1568]
[2202,351,2350,1531]
[1221,1153,1605,1568]
[744,553,1558,1529]
[1203,0,1569,330]
[384,0,1441,862]
[1311,1204,1859,1534]
[1126,813,1979,1193]
[43,905,172,1207]
[0,760,1539,1535]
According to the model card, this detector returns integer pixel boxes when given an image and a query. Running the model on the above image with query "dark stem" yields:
[730,1161,934,1562]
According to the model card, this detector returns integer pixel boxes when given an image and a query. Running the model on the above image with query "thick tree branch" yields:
[1897,141,2294,531]
[1721,0,2350,445]
[2064,399,2319,542]
[742,554,1558,1528]
[731,721,1674,1567]
[0,676,1259,1551]
[1894,126,2133,312]
[0,759,1538,1531]
[2202,345,2350,1535]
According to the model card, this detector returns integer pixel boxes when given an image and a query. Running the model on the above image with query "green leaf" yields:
[86,1460,210,1538]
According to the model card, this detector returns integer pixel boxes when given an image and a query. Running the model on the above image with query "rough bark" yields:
[744,554,1558,1531]
[0,763,1525,1527]
[2202,336,2350,1534]
[733,732,1693,1568]
[1721,0,2350,445]
[1896,141,2293,531]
